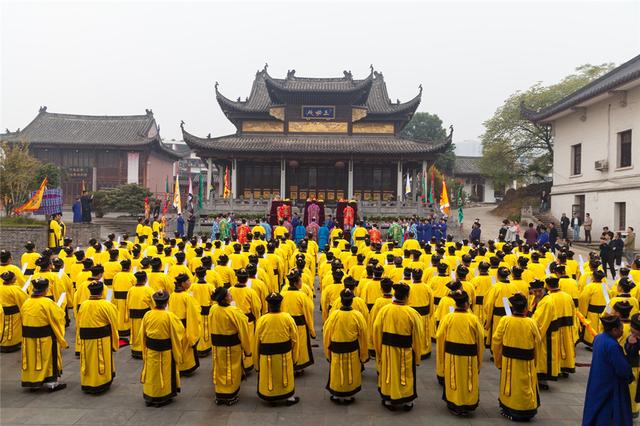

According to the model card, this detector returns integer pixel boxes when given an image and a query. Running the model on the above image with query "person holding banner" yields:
[0,271,28,352]
[48,212,63,252]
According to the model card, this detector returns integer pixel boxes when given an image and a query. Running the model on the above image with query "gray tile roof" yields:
[182,129,448,157]
[521,54,640,122]
[454,156,483,176]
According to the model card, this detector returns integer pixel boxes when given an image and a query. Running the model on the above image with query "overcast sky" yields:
[2,0,639,149]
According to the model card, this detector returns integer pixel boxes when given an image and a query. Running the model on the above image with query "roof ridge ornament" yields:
[39,106,47,113]
[370,64,374,73]
[448,125,454,141]
[145,109,153,116]
[418,84,423,94]
[214,81,219,91]
[180,120,185,130]
[263,62,269,72]
[287,69,296,79]
[343,70,353,80]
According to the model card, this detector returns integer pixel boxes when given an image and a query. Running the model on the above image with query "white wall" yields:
[462,178,495,203]
[550,83,640,247]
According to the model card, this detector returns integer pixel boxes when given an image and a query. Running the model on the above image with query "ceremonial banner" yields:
[457,186,464,224]
[223,167,231,198]
[14,177,47,214]
[440,177,450,215]
[173,174,181,213]
[198,174,203,209]
[32,188,63,216]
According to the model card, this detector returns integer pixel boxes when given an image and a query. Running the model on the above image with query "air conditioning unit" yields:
[594,160,608,171]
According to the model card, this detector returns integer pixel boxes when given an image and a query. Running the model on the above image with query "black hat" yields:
[32,278,49,294]
[340,289,354,307]
[545,277,560,289]
[600,315,622,331]
[508,293,528,313]
[134,271,147,283]
[1,271,16,282]
[451,290,469,308]
[392,282,410,300]
[217,254,229,264]
[618,277,636,293]
[266,292,284,310]
[175,273,189,285]
[24,241,35,250]
[446,280,462,292]
[287,269,301,285]
[593,269,606,281]
[529,279,544,290]
[212,287,229,304]
[88,280,104,296]
[437,263,449,274]
[236,268,249,280]
[478,261,490,271]
[497,267,511,279]
[631,313,640,331]
[343,276,357,289]
[152,290,170,304]
[150,257,162,269]
[614,300,633,319]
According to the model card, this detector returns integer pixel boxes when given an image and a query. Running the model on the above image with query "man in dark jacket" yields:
[560,213,570,240]
[549,223,559,252]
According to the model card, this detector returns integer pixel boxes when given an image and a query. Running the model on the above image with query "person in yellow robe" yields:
[112,259,136,339]
[147,257,173,293]
[77,281,119,393]
[192,267,216,357]
[471,261,492,327]
[483,267,516,349]
[127,271,155,359]
[140,290,186,407]
[323,289,368,404]
[229,268,261,373]
[0,250,26,287]
[48,213,63,251]
[254,292,300,405]
[0,271,28,352]
[281,269,315,374]
[168,273,201,376]
[492,293,541,421]
[373,282,423,411]
[21,278,68,391]
[208,287,252,405]
[578,269,608,348]
[408,268,432,359]
[529,279,558,390]
[21,242,40,276]
[436,290,484,416]
[545,277,576,377]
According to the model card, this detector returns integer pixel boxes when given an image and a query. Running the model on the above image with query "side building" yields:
[453,156,497,203]
[1,107,182,205]
[522,54,640,246]
[182,66,451,205]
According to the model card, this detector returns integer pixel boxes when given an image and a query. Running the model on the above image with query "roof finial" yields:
[145,108,153,116]
[263,62,269,71]
[5,128,10,134]
[180,120,185,130]
[287,69,296,79]
[448,125,454,140]
[418,84,423,94]
[370,64,374,73]
[214,81,219,91]
[207,133,211,139]
[39,106,47,113]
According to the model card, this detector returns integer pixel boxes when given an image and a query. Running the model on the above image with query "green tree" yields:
[0,142,42,215]
[481,63,614,183]
[33,163,63,188]
[402,112,456,173]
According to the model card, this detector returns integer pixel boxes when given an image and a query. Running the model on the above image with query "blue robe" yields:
[259,222,272,240]
[433,223,442,241]
[318,226,329,251]
[211,221,220,239]
[176,216,185,236]
[295,225,306,244]
[72,201,82,223]
[583,332,634,426]
[424,222,433,242]
[440,222,447,239]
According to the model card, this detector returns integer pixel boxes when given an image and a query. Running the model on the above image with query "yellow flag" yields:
[14,177,48,214]
[439,177,450,215]
[172,174,181,213]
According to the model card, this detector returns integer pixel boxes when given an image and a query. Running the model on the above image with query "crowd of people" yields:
[1,211,640,424]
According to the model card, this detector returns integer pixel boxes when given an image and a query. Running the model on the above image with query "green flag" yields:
[457,186,464,224]
[165,175,169,193]
[198,174,203,209]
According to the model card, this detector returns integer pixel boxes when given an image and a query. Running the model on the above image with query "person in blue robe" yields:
[583,315,634,426]
[433,222,442,241]
[325,215,335,231]
[440,219,448,240]
[259,218,272,241]
[295,225,306,244]
[318,224,329,251]
[424,220,433,242]
[176,213,185,237]
[72,197,82,223]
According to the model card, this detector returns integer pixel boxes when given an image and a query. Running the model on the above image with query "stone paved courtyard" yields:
[0,293,592,426]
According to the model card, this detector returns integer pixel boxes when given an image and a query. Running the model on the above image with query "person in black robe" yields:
[80,191,93,223]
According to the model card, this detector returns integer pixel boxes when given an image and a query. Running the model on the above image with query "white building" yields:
[522,54,640,248]
[453,156,497,203]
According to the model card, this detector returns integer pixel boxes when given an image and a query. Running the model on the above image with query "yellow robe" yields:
[492,315,541,418]
[48,219,62,249]
[0,283,28,352]
[548,289,576,373]
[208,304,252,399]
[77,298,119,392]
[228,284,262,371]
[368,296,393,352]
[21,296,68,387]
[281,287,315,370]
[0,264,26,287]
[471,274,492,327]
[126,285,155,357]
[436,310,484,411]
[530,295,559,380]
[253,312,299,401]
[190,281,215,355]
[372,303,423,404]
[323,308,368,397]
[148,271,174,294]
[140,309,185,404]
[112,271,136,334]
[168,290,201,375]
[578,281,608,346]
[483,281,516,348]
[408,282,432,358]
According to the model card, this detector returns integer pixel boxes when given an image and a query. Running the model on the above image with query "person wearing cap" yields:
[76,281,119,393]
[579,269,610,348]
[189,267,216,357]
[583,315,634,425]
[51,258,73,327]
[228,268,261,372]
[470,261,492,326]
[126,271,155,359]
[321,270,346,322]
[21,278,68,391]
[31,257,64,303]
[607,277,640,318]
[168,252,193,283]
[21,242,39,276]
[102,249,122,286]
[281,269,315,374]
[368,278,394,357]
[48,212,63,252]
[328,276,369,321]
[147,257,173,294]
[215,255,236,288]
[407,268,432,359]
[436,290,484,416]
[140,290,186,406]
[0,271,28,352]
[483,266,516,349]
[429,262,454,321]
[253,292,300,405]
[630,259,640,285]
[528,278,558,390]
[111,259,136,339]
[491,293,541,421]
[434,280,464,337]
[545,277,576,377]
[0,250,26,287]
[323,289,368,404]
[207,286,252,405]
[168,273,201,376]
[373,282,423,411]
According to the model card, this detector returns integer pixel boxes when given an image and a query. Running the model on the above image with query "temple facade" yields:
[182,66,451,206]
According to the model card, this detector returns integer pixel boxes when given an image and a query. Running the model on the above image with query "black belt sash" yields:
[3,305,19,315]
[329,340,359,353]
[200,305,211,316]
[412,305,430,315]
[355,236,365,241]
[211,333,241,347]
[146,337,172,351]
[24,268,35,275]
[292,315,306,326]
[493,307,506,316]
[475,296,484,305]
[79,325,111,339]
[573,298,579,308]
[259,340,292,355]
[381,332,412,348]
[129,308,150,319]
[113,291,128,300]
[444,341,478,356]
[550,316,574,331]
[104,279,113,286]
[22,325,53,338]
[246,312,256,323]
[588,304,605,314]
[434,297,442,306]
[503,345,535,360]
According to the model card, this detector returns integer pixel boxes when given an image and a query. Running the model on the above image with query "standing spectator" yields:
[499,219,509,241]
[600,233,616,279]
[540,190,550,212]
[186,211,196,239]
[624,227,636,264]
[560,213,570,241]
[72,197,82,223]
[469,223,481,243]
[611,232,624,268]
[176,213,185,237]
[583,213,593,243]
[524,223,538,245]
[571,213,581,241]
[80,191,93,223]
[549,223,559,251]
[537,226,549,245]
